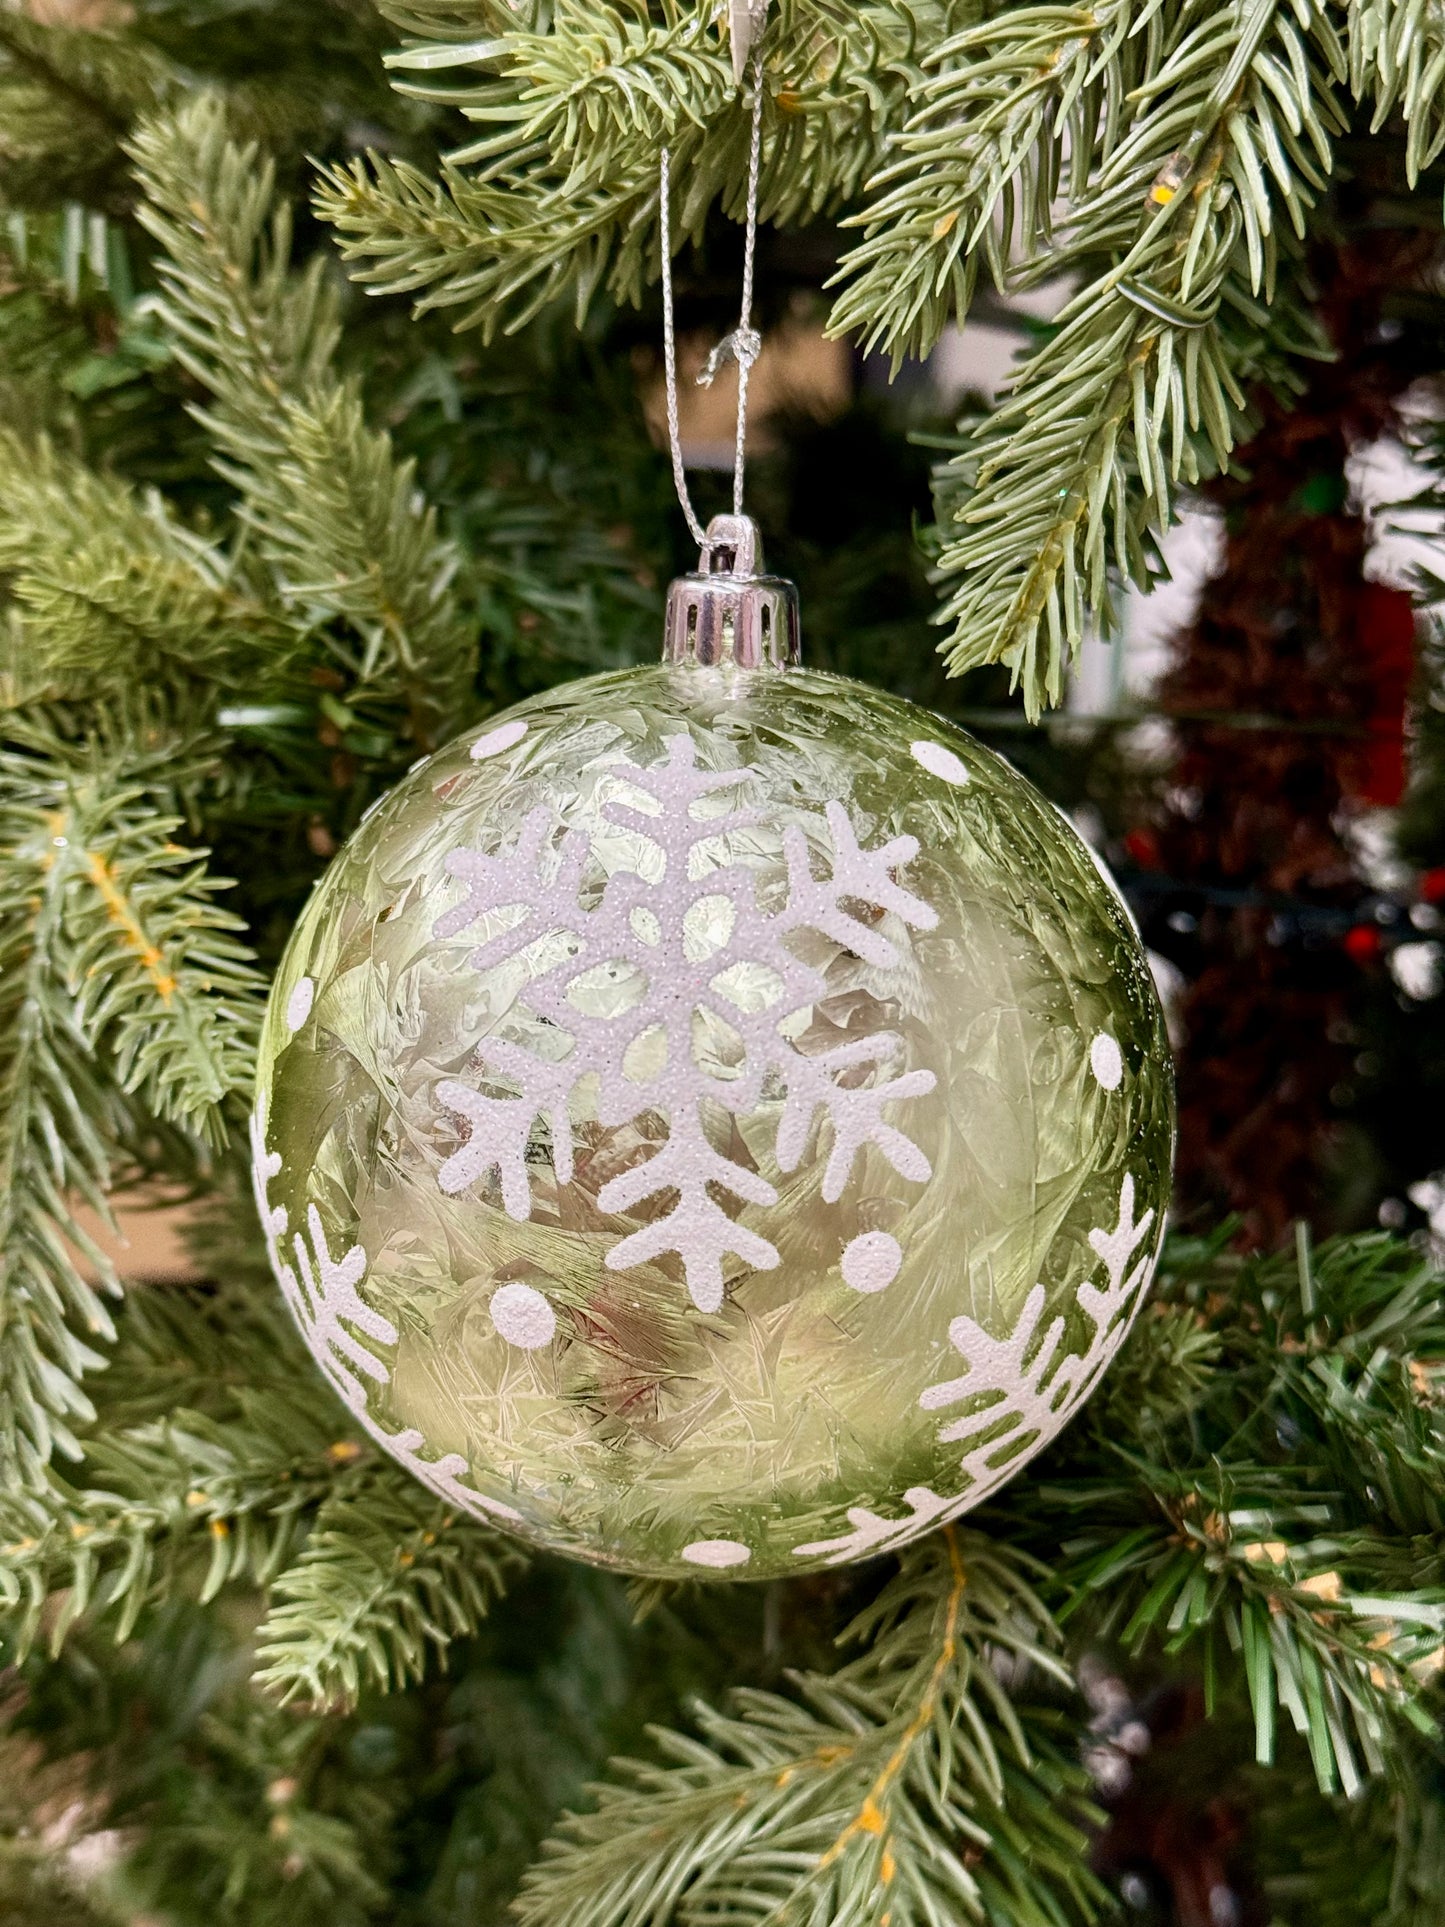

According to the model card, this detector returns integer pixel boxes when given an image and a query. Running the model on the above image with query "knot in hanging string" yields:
[659,43,766,534]
[696,325,762,389]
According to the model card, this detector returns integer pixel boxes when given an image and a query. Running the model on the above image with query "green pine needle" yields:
[0,721,264,1489]
[0,428,293,701]
[256,1468,526,1709]
[517,1533,1104,1927]
[320,0,1445,712]
[1035,1230,1445,1797]
[0,10,177,209]
[128,95,476,747]
[317,2,960,338]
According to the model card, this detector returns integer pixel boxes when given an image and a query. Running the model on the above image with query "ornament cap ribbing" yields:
[663,513,800,671]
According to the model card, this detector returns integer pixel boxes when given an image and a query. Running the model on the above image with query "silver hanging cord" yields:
[728,46,766,516]
[658,142,707,550]
[659,45,766,543]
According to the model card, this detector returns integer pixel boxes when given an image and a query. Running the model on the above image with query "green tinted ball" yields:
[253,665,1174,1579]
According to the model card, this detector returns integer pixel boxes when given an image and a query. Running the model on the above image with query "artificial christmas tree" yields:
[1,4,1443,1924]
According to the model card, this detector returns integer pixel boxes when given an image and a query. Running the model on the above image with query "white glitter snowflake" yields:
[433,733,939,1313]
[249,1110,521,1524]
[789,1173,1161,1566]
[920,1172,1158,1494]
[792,1485,955,1564]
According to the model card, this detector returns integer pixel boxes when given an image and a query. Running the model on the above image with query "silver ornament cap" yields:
[662,513,800,670]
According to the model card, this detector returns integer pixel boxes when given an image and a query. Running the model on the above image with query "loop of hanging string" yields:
[659,45,766,550]
[658,142,708,551]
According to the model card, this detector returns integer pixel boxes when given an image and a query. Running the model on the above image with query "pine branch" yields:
[334,0,1353,716]
[72,1612,393,1925]
[931,0,1345,714]
[1351,0,1445,182]
[517,1532,1104,1927]
[0,10,177,211]
[255,1465,526,1709]
[127,95,475,747]
[128,100,345,432]
[1055,1466,1440,1796]
[9,720,263,1143]
[378,0,549,33]
[1251,1747,1445,1927]
[828,2,1142,364]
[0,1228,523,1703]
[0,1409,336,1661]
[0,773,122,1488]
[1029,1230,1445,1798]
[66,822,261,1148]
[0,722,264,1489]
[388,3,731,193]
[318,1,961,338]
[228,380,468,710]
[0,242,94,447]
[0,1266,389,1657]
[337,0,1445,724]
[0,428,293,699]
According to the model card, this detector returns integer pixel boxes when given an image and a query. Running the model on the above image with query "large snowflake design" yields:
[432,733,939,1312]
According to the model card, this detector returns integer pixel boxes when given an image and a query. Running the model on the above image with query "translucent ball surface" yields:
[252,665,1174,1579]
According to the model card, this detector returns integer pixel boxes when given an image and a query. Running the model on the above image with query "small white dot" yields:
[490,1282,556,1350]
[1091,1032,1124,1091]
[286,977,315,1031]
[911,739,970,786]
[681,1539,752,1569]
[469,719,529,762]
[842,1231,903,1294]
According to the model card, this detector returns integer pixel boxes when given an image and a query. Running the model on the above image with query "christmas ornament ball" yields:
[253,649,1173,1580]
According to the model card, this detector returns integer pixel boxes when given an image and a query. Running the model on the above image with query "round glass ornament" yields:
[252,518,1174,1581]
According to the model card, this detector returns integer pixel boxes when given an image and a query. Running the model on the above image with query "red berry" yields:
[1344,924,1383,963]
[1123,827,1161,870]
